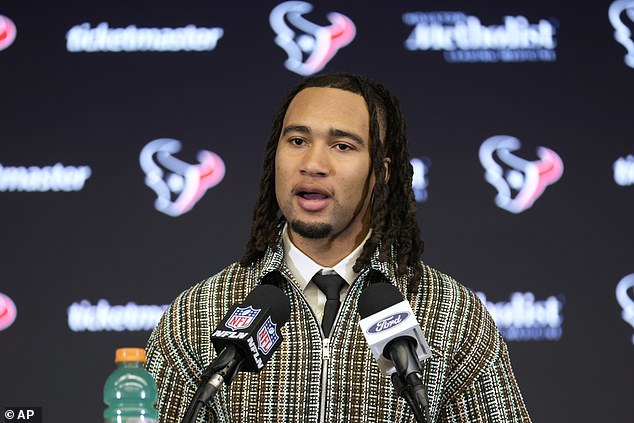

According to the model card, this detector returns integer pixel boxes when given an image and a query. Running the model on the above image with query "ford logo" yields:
[367,312,409,333]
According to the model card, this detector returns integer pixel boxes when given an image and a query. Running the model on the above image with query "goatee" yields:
[290,220,333,239]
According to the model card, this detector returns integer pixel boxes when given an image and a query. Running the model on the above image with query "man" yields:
[145,73,531,422]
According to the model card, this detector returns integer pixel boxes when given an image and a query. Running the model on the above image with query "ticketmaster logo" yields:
[0,163,91,192]
[67,299,168,332]
[66,22,224,52]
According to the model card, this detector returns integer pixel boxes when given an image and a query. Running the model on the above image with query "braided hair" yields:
[240,73,424,292]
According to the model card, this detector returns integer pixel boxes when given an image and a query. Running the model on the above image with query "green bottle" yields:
[103,347,159,423]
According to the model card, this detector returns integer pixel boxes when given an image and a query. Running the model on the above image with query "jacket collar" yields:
[248,232,412,297]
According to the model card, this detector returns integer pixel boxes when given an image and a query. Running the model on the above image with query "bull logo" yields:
[139,138,225,217]
[609,0,634,68]
[479,135,564,214]
[616,273,634,344]
[270,1,356,75]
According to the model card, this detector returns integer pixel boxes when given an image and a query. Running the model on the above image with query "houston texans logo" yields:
[610,0,634,68]
[0,292,17,331]
[616,273,634,344]
[0,15,17,51]
[479,135,564,214]
[139,138,226,217]
[270,1,356,75]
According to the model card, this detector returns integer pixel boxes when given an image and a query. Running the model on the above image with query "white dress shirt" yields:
[282,224,371,326]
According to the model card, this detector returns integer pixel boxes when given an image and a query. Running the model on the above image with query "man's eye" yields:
[334,143,353,151]
[290,138,305,146]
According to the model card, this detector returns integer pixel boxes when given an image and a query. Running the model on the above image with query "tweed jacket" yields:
[145,240,531,422]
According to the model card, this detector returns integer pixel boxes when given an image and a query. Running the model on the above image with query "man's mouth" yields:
[298,191,329,200]
[295,188,331,211]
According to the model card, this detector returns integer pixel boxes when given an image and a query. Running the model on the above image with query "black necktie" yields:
[312,272,346,337]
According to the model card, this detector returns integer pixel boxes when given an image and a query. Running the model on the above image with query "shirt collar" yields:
[282,224,371,289]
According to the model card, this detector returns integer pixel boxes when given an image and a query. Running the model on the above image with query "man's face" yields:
[275,87,375,246]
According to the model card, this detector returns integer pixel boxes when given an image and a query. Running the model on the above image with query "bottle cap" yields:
[115,347,146,363]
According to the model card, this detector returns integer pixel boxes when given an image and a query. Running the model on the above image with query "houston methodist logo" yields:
[139,138,226,217]
[0,292,17,331]
[270,1,356,75]
[609,0,634,68]
[403,11,557,63]
[225,306,260,331]
[479,135,564,214]
[0,15,17,51]
[476,291,564,341]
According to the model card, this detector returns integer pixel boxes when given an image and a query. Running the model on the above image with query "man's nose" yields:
[300,143,330,176]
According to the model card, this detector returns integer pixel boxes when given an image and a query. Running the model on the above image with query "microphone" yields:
[358,278,432,423]
[181,272,291,423]
[358,281,431,376]
[210,274,291,372]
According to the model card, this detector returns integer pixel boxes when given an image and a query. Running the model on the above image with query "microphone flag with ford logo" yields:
[358,281,432,375]
[210,274,291,372]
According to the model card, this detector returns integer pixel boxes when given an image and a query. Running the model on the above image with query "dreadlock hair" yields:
[240,73,424,293]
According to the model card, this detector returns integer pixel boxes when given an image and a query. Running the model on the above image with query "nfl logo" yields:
[257,316,280,355]
[225,306,261,330]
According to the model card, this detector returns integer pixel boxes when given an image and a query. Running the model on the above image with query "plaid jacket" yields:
[145,240,531,422]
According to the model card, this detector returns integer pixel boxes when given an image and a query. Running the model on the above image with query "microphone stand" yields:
[391,373,431,423]
[180,347,244,423]
[388,338,431,423]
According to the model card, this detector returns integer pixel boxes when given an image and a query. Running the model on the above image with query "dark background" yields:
[1,1,632,421]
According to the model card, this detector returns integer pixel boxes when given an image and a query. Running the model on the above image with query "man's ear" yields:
[383,157,391,183]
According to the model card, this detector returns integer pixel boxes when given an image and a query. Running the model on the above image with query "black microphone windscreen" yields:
[245,277,291,326]
[358,282,404,319]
